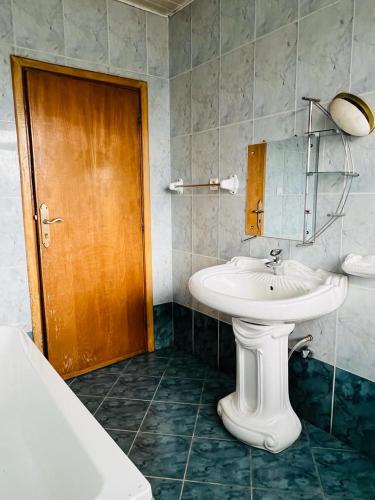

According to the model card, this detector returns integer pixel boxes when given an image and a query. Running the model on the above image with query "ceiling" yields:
[118,0,193,17]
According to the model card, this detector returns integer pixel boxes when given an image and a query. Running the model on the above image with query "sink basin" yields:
[188,256,348,453]
[189,256,347,324]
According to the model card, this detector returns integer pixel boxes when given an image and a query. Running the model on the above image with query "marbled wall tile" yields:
[289,312,337,365]
[172,250,192,307]
[291,226,340,272]
[0,0,12,43]
[149,136,170,196]
[332,367,375,461]
[191,0,219,67]
[63,0,108,63]
[313,447,375,498]
[253,111,295,143]
[337,285,375,382]
[108,0,146,73]
[289,355,334,431]
[192,254,219,318]
[165,353,208,381]
[219,320,236,376]
[169,5,191,77]
[220,121,252,195]
[201,370,235,403]
[192,129,219,193]
[348,274,375,290]
[297,0,353,104]
[149,74,170,142]
[172,195,192,252]
[219,195,249,260]
[151,195,172,304]
[254,23,297,117]
[173,302,193,352]
[221,0,255,54]
[351,0,375,94]
[171,135,192,184]
[191,59,219,132]
[147,13,168,78]
[63,57,108,72]
[300,0,337,17]
[0,265,31,331]
[220,43,254,125]
[349,122,375,193]
[148,77,170,196]
[252,441,322,494]
[256,0,298,37]
[192,195,219,257]
[250,237,291,259]
[305,420,351,450]
[0,195,22,218]
[0,199,26,267]
[152,250,172,304]
[295,105,328,135]
[108,65,145,80]
[170,72,191,137]
[290,196,342,272]
[0,43,15,122]
[316,136,347,195]
[193,310,218,368]
[342,194,375,256]
[13,0,64,54]
[0,122,20,196]
[153,302,173,350]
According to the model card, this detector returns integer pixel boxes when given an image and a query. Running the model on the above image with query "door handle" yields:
[39,203,64,248]
[252,200,264,232]
[42,217,64,224]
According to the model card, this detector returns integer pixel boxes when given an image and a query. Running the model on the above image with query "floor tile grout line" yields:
[92,367,129,417]
[102,427,236,442]
[146,475,252,489]
[304,425,328,499]
[127,366,170,456]
[178,377,205,499]
[249,445,253,497]
[78,392,212,406]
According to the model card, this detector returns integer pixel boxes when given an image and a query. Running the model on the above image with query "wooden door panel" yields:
[246,144,266,236]
[26,69,147,377]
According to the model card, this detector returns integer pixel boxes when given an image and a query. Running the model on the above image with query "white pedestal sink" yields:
[189,256,347,453]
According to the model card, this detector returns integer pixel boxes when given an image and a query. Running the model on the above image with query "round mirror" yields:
[329,93,374,137]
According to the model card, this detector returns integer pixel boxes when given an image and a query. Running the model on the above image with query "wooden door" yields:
[25,69,148,378]
[246,144,266,236]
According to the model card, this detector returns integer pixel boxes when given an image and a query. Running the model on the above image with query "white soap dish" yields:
[342,254,375,278]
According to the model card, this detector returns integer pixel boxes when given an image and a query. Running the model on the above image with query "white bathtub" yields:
[0,326,152,500]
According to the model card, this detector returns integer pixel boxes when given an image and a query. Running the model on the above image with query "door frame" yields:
[11,56,154,355]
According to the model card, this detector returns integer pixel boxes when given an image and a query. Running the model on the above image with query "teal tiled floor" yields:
[68,348,375,499]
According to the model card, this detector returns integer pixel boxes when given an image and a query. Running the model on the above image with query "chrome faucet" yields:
[265,249,283,273]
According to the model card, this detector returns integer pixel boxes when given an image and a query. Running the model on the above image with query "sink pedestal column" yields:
[217,318,301,453]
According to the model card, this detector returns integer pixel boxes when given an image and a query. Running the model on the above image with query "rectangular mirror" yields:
[246,136,318,242]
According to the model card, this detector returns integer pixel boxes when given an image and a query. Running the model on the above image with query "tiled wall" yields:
[169,0,375,460]
[0,0,172,331]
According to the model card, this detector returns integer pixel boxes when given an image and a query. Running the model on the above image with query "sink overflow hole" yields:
[270,286,274,291]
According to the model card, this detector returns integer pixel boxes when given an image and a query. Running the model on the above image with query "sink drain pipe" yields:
[288,335,313,361]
